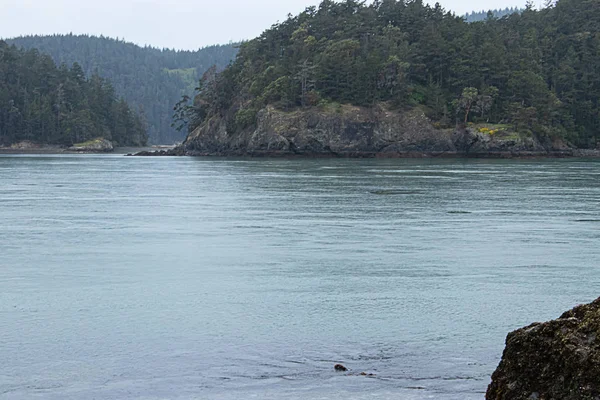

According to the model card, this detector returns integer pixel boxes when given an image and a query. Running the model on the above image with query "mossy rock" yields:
[487,297,600,400]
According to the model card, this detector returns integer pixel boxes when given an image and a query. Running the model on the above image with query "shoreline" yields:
[2,147,600,159]
[0,146,174,155]
[134,148,600,159]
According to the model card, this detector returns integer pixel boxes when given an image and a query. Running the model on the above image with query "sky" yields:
[1,0,527,50]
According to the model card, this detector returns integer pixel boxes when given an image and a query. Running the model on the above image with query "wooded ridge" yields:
[0,40,147,147]
[7,35,239,144]
[177,0,599,152]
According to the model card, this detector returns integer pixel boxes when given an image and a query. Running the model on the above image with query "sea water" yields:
[1,155,599,399]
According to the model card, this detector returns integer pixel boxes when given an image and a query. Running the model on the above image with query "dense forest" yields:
[179,0,599,148]
[464,7,522,22]
[7,35,238,144]
[0,40,147,147]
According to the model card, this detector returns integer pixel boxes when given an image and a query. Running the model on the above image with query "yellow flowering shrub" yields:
[478,127,499,135]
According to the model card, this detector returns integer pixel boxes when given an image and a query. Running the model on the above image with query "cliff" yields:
[487,297,600,400]
[179,105,578,158]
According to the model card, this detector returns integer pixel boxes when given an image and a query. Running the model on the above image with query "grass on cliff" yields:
[72,138,108,147]
[469,123,526,140]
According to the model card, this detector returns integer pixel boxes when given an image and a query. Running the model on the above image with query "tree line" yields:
[464,7,522,22]
[0,40,147,147]
[7,34,239,144]
[179,0,600,148]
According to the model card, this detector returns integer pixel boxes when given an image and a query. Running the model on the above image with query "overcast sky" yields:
[2,0,527,50]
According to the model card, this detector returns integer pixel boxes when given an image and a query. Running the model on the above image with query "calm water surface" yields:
[1,155,600,399]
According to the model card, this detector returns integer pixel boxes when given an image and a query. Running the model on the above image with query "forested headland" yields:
[0,40,147,147]
[177,0,599,156]
[7,35,238,144]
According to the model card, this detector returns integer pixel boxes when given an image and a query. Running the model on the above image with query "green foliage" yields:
[235,108,258,130]
[7,34,238,144]
[458,87,479,124]
[184,0,600,148]
[0,41,147,146]
[262,76,294,106]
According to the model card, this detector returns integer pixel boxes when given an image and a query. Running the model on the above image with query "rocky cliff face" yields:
[181,105,573,157]
[487,297,600,400]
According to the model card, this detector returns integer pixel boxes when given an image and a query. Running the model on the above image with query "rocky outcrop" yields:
[132,148,184,156]
[487,297,600,400]
[68,138,114,153]
[180,105,579,158]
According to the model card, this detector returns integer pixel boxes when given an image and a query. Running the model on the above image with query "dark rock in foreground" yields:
[487,297,600,400]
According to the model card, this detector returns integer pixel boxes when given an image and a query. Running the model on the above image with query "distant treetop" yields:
[464,7,523,22]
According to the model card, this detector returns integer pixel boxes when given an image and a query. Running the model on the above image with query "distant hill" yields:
[0,41,146,147]
[464,7,523,22]
[6,35,238,144]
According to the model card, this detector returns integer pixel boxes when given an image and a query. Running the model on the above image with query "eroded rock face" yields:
[183,105,455,157]
[487,298,600,400]
[181,105,573,158]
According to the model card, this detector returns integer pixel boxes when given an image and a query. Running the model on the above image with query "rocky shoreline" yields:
[134,105,600,158]
[0,140,173,155]
[0,148,115,155]
[0,138,114,154]
[135,148,600,158]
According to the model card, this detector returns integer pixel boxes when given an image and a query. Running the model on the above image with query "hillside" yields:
[0,41,146,147]
[175,0,599,157]
[6,35,238,144]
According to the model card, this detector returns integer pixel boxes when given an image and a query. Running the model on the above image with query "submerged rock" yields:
[334,364,348,372]
[487,297,600,400]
